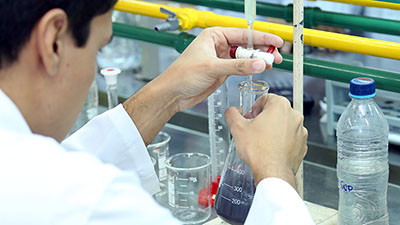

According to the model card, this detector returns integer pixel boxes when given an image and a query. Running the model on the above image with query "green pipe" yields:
[278,54,400,94]
[169,0,400,35]
[113,22,400,93]
[113,22,195,53]
[308,7,400,33]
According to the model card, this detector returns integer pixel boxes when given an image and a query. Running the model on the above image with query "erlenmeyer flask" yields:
[214,80,270,225]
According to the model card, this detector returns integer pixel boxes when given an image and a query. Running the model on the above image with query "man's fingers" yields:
[250,94,269,117]
[254,45,283,64]
[218,28,284,48]
[217,58,266,76]
[265,94,292,109]
[225,107,247,134]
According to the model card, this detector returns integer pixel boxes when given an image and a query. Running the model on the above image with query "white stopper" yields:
[235,46,253,59]
[253,51,275,65]
[235,46,274,65]
[101,67,121,86]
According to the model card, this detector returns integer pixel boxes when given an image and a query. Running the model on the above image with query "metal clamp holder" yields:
[154,7,180,32]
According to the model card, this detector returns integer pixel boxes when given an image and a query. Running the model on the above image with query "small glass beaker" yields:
[165,153,212,224]
[148,132,171,201]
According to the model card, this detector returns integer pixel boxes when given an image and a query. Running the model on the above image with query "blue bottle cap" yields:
[349,77,376,99]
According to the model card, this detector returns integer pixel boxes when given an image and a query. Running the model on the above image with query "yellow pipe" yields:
[314,0,400,10]
[115,0,400,60]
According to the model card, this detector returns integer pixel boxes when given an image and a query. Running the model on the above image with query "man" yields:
[0,0,313,224]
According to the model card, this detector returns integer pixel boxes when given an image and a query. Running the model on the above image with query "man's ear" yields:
[35,9,68,76]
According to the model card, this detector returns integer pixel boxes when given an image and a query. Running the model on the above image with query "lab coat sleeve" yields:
[245,178,315,225]
[87,172,180,225]
[62,104,160,195]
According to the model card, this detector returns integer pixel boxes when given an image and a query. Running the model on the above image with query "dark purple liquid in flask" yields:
[214,165,256,224]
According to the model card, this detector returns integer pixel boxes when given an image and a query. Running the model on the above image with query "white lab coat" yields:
[0,89,314,225]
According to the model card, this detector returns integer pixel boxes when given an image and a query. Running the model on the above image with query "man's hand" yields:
[155,27,284,112]
[124,28,283,145]
[225,94,308,189]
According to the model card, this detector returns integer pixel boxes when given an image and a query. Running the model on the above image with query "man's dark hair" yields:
[0,0,118,68]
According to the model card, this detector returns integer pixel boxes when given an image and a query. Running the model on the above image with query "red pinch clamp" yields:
[230,46,239,58]
[230,45,276,65]
[267,45,275,54]
[230,45,276,59]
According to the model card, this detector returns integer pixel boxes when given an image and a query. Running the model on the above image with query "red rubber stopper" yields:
[198,175,222,208]
[230,46,239,58]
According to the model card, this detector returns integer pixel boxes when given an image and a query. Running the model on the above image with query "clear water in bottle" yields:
[336,77,389,225]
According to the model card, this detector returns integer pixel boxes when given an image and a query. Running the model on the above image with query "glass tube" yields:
[245,0,256,50]
[106,83,119,109]
[245,0,256,82]
[86,80,98,120]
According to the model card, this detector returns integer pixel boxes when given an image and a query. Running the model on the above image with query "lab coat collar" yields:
[0,88,32,134]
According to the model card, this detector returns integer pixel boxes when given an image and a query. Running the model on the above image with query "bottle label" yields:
[339,180,354,192]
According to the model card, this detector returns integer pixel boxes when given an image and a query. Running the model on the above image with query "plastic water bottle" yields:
[336,77,389,225]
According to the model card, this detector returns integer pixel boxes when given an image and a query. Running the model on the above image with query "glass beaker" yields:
[214,80,270,225]
[147,131,171,205]
[165,153,212,224]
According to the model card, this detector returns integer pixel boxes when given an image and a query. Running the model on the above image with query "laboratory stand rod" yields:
[293,0,304,198]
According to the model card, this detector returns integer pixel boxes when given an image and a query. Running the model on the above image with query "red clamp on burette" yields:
[230,45,275,65]
[198,175,221,208]
[267,45,276,54]
[230,46,239,59]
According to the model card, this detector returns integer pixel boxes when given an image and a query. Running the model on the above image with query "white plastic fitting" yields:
[101,68,121,86]
[235,46,274,65]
